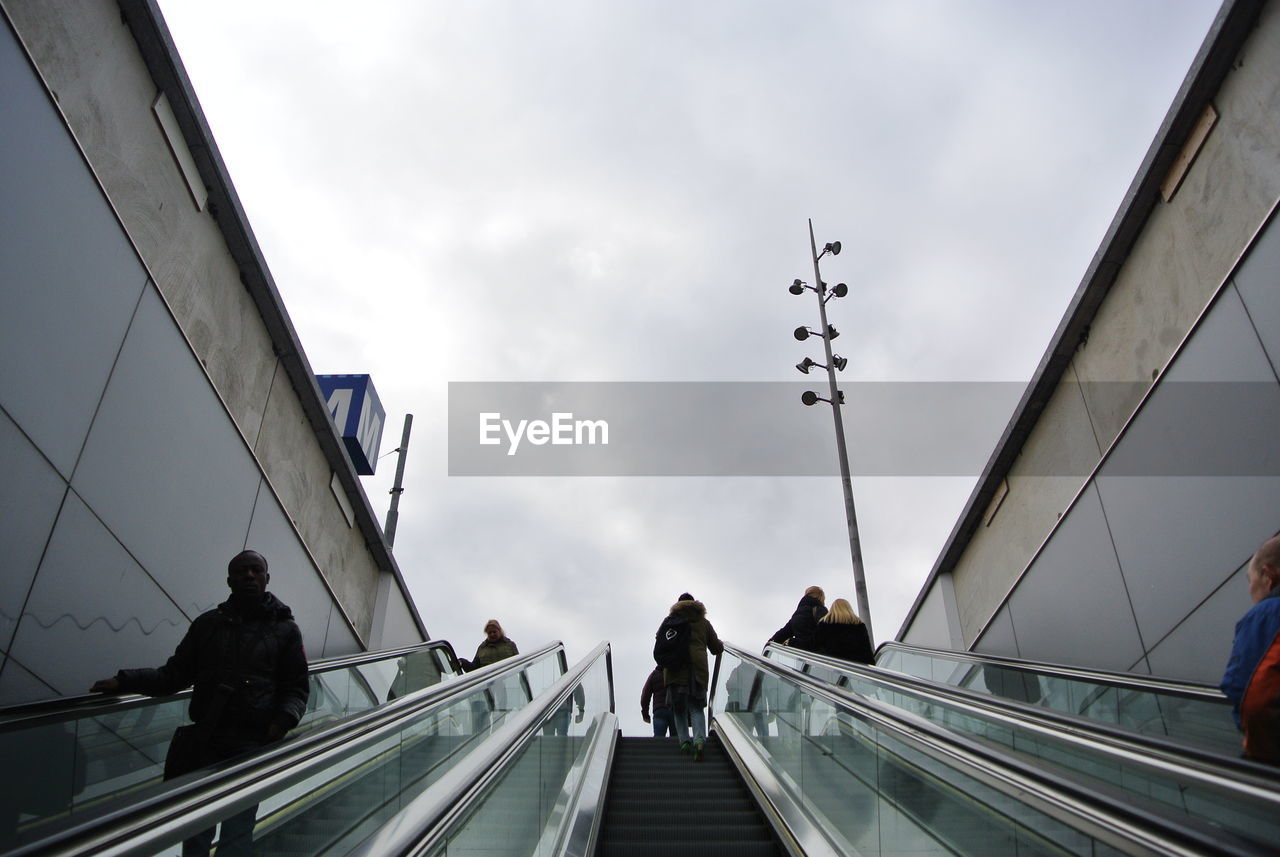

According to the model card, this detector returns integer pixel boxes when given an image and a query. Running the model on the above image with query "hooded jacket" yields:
[117,591,309,736]
[641,666,671,716]
[662,599,723,692]
[468,637,519,671]
[770,594,828,652]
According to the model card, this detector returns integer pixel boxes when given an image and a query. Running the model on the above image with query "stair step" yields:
[595,735,783,856]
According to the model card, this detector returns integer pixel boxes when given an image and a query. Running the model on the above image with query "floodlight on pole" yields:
[787,219,874,642]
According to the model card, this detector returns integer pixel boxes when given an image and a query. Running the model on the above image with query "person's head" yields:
[821,598,860,624]
[483,619,504,642]
[678,592,694,602]
[227,550,269,598]
[804,585,825,604]
[1248,536,1280,604]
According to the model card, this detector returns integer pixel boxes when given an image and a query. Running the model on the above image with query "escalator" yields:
[751,642,1280,854]
[6,638,1280,856]
[0,639,571,857]
[0,639,462,852]
[872,642,1239,754]
[416,644,1280,857]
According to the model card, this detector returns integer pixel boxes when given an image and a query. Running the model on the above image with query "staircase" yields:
[595,734,784,857]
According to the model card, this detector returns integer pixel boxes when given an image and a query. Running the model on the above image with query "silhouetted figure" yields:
[769,586,828,652]
[663,593,723,760]
[642,665,674,737]
[91,550,308,857]
[815,598,874,665]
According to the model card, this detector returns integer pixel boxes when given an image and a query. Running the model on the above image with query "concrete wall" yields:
[0,0,425,703]
[903,0,1280,681]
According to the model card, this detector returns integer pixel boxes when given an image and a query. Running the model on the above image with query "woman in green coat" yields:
[462,619,519,671]
[662,594,723,759]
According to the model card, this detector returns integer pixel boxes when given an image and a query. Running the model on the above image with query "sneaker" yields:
[693,739,704,761]
[679,741,691,755]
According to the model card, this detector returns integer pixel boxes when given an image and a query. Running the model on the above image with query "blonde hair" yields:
[820,598,862,625]
[483,619,503,634]
[804,585,825,603]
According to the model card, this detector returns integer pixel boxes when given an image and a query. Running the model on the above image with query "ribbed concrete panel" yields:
[0,20,148,477]
[0,410,67,654]
[1098,286,1280,647]
[244,478,342,652]
[1008,484,1145,672]
[1234,217,1280,377]
[323,606,361,659]
[72,287,261,620]
[1146,560,1251,683]
[973,605,1019,660]
[8,491,188,699]
[0,655,53,702]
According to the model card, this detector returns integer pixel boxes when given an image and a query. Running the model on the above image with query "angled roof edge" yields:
[895,0,1266,641]
[116,0,430,645]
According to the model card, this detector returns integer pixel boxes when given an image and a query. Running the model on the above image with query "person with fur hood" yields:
[663,593,723,760]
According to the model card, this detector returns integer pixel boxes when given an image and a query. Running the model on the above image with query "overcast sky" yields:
[156,0,1220,736]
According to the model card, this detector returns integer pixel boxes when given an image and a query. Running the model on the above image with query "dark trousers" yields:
[651,708,676,737]
[165,726,268,857]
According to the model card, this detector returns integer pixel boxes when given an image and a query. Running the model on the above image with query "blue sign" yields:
[316,374,386,475]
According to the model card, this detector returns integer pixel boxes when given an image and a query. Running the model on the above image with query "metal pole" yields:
[808,220,874,642]
[384,413,413,548]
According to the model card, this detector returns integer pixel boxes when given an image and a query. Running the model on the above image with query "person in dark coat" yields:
[641,665,674,737]
[815,598,874,665]
[769,585,828,652]
[91,549,308,857]
[459,619,519,671]
[663,593,723,760]
[459,619,520,733]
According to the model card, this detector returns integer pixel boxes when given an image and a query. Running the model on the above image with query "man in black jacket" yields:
[91,549,309,857]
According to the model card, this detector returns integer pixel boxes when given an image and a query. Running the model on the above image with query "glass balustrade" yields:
[873,644,1238,754]
[716,650,1132,857]
[92,645,567,857]
[0,642,459,853]
[763,647,1280,852]
[424,652,612,857]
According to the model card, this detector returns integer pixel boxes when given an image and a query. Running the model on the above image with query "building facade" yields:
[899,0,1280,685]
[0,0,426,704]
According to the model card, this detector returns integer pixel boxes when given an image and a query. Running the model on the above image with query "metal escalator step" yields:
[596,736,784,855]
[602,824,775,843]
[603,810,767,829]
[598,841,782,857]
[606,782,747,797]
[601,798,757,813]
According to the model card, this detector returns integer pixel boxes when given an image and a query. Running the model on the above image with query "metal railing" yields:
[6,641,567,857]
[713,642,1272,857]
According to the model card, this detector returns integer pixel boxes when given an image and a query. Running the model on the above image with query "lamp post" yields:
[384,413,413,548]
[791,219,874,643]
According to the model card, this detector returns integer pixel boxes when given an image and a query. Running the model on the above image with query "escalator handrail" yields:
[348,641,614,857]
[877,641,1227,701]
[0,638,463,731]
[711,709,839,857]
[8,640,568,857]
[765,644,1280,797]
[720,642,1268,857]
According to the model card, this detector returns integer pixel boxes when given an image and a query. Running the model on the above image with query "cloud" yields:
[156,0,1220,736]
